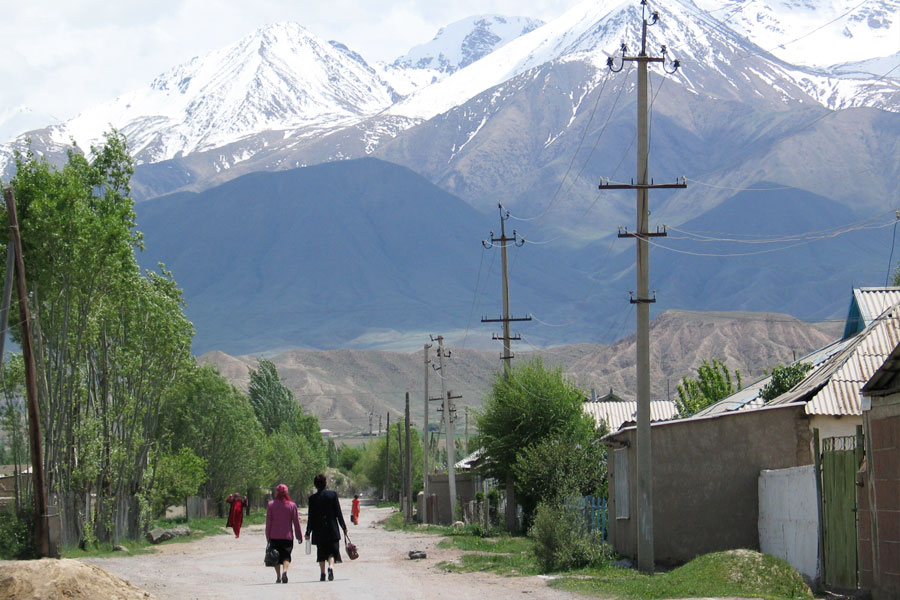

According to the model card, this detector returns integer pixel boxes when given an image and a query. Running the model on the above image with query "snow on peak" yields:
[693,0,900,70]
[55,21,395,162]
[393,15,545,74]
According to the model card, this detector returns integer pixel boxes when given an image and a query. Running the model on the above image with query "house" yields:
[603,289,900,585]
[857,343,900,599]
[583,388,677,432]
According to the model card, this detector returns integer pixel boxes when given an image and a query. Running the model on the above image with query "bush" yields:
[0,507,36,559]
[529,499,612,573]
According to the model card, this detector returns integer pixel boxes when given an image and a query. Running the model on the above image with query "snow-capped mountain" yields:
[388,0,899,121]
[394,15,545,74]
[40,22,396,165]
[694,0,900,71]
[1,0,897,203]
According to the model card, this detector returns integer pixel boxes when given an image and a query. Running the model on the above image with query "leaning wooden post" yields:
[4,186,50,557]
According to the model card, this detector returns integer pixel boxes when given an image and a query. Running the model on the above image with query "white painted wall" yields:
[758,464,820,582]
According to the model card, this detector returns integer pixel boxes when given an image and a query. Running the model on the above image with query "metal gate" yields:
[819,435,860,590]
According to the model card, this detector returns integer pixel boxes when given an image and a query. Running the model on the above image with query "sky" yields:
[0,0,576,124]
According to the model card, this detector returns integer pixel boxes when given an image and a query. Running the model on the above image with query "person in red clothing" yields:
[351,494,360,525]
[265,484,303,584]
[225,493,246,538]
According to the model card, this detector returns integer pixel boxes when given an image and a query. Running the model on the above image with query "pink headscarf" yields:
[275,484,291,503]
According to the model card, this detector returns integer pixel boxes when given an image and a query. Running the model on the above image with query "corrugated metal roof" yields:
[583,400,677,431]
[690,338,849,419]
[861,341,900,396]
[854,288,900,326]
[769,302,900,416]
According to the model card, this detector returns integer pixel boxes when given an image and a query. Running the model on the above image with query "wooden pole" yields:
[384,413,390,501]
[404,392,412,523]
[396,414,403,503]
[4,186,49,557]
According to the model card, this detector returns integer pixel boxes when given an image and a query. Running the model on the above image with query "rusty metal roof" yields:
[769,303,900,416]
[583,400,677,431]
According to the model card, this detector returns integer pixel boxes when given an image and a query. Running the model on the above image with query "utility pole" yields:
[378,414,382,436]
[432,335,459,521]
[4,186,50,558]
[445,388,461,520]
[482,204,531,533]
[404,392,412,523]
[602,0,685,574]
[482,204,531,376]
[368,410,374,436]
[396,416,403,503]
[464,406,469,451]
[423,343,432,499]
[384,413,390,502]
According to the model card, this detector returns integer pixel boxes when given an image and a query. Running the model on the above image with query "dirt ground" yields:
[81,506,584,600]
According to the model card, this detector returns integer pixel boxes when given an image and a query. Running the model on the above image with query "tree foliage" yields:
[676,359,742,417]
[3,133,197,545]
[512,427,608,524]
[158,364,266,504]
[759,362,812,401]
[475,359,597,525]
[150,447,207,518]
[248,358,297,435]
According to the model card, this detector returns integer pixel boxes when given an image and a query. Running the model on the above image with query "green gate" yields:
[820,434,860,590]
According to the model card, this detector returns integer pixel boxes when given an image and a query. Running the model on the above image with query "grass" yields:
[548,549,813,600]
[60,511,267,558]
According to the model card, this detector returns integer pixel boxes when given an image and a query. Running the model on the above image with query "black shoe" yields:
[276,576,282,584]
[281,572,288,583]
[328,567,334,581]
[320,572,326,582]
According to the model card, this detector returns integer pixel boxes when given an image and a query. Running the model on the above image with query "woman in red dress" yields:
[226,493,245,538]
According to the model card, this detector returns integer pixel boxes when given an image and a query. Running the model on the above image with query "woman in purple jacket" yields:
[265,483,303,584]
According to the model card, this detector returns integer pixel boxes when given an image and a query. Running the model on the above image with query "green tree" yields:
[5,133,194,545]
[676,359,742,418]
[150,447,207,518]
[759,363,812,401]
[158,364,266,506]
[248,359,297,434]
[355,420,424,501]
[512,425,609,523]
[0,354,26,512]
[337,444,363,472]
[475,359,594,527]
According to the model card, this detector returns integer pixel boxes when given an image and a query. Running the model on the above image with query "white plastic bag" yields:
[305,537,312,554]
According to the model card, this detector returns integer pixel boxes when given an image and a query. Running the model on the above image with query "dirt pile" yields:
[0,558,154,599]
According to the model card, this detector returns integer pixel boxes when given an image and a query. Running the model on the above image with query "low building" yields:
[583,388,676,432]
[858,343,900,599]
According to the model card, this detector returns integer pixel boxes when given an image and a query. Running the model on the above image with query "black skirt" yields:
[269,538,293,564]
[315,540,342,563]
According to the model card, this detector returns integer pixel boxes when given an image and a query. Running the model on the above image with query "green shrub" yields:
[0,507,36,559]
[529,499,613,573]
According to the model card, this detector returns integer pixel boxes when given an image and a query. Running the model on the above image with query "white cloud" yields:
[0,0,574,124]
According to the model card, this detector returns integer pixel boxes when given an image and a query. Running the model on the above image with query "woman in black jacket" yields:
[304,473,348,581]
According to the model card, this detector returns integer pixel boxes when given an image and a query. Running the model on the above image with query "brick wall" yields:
[861,412,900,599]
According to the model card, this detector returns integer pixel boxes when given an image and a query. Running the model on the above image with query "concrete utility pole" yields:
[423,343,432,499]
[482,204,532,533]
[482,204,531,376]
[396,416,403,503]
[432,335,459,521]
[4,186,50,558]
[603,0,685,574]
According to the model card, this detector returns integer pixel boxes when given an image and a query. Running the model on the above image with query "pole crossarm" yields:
[480,315,533,323]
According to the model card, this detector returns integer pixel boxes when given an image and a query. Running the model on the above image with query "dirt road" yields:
[86,506,583,600]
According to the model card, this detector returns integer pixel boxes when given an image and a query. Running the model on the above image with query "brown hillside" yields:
[200,309,836,433]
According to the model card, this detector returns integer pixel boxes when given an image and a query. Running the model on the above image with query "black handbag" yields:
[264,543,280,567]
